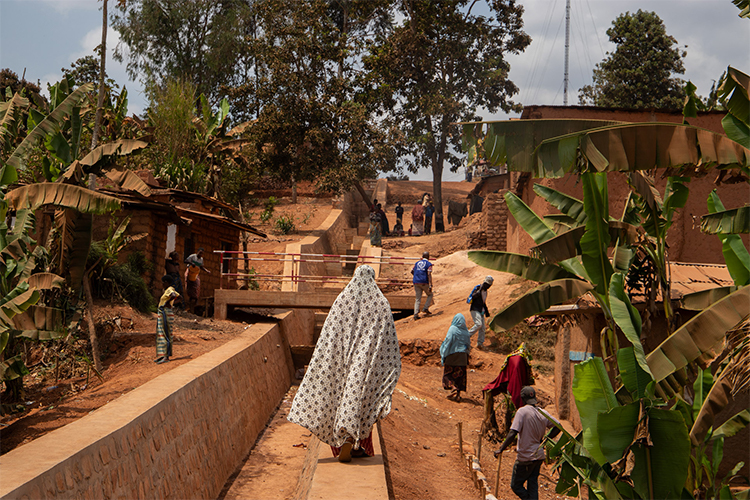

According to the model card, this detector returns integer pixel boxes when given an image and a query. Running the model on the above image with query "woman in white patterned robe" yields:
[287,265,401,462]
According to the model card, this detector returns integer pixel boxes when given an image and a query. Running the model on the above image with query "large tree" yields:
[111,0,253,106]
[241,0,401,193]
[578,9,686,110]
[365,0,531,231]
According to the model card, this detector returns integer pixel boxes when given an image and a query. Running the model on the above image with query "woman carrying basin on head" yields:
[288,265,401,462]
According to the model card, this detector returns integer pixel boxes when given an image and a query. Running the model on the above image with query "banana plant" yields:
[470,171,647,376]
[550,345,750,500]
[192,95,254,200]
[1,81,147,381]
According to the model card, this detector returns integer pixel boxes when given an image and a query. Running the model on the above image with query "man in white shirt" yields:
[493,386,560,499]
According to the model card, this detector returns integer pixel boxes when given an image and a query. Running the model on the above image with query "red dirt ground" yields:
[1,181,566,500]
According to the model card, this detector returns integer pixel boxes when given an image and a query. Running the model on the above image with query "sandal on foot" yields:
[338,440,353,462]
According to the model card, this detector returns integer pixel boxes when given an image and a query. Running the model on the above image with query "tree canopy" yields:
[365,0,531,230]
[578,9,686,110]
[111,0,253,104]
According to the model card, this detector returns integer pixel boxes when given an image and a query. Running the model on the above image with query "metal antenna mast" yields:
[564,0,570,105]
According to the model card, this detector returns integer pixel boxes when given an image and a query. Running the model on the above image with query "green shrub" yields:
[275,215,296,234]
[264,196,279,211]
[259,210,273,223]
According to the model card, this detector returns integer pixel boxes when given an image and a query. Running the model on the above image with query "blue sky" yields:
[1,0,748,181]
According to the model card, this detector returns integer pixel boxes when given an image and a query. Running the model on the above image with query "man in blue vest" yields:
[411,252,433,320]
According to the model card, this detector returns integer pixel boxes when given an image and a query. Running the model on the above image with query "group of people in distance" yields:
[368,194,436,246]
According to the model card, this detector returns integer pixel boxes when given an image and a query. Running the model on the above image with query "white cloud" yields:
[37,0,97,15]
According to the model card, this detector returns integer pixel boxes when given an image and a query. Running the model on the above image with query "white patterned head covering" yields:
[287,265,401,448]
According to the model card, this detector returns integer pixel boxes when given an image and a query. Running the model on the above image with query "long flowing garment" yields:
[411,205,425,235]
[156,306,174,357]
[442,363,468,392]
[440,314,471,392]
[185,267,200,301]
[369,213,382,246]
[288,265,401,457]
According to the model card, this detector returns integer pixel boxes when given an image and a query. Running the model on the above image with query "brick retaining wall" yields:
[0,312,305,500]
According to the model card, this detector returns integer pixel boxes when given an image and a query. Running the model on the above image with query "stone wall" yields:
[482,190,508,251]
[0,313,303,500]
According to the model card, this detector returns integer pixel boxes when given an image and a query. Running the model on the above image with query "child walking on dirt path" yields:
[156,276,179,364]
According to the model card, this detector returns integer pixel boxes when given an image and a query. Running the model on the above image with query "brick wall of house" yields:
[93,210,241,305]
[482,191,508,251]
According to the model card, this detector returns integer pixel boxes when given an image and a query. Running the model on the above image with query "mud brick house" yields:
[471,107,749,477]
[93,171,265,307]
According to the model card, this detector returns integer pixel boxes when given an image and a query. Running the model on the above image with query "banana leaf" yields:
[12,305,64,334]
[488,278,593,332]
[732,1,750,18]
[26,273,65,290]
[460,119,625,169]
[543,214,579,229]
[80,139,149,167]
[5,183,121,214]
[609,273,650,375]
[707,191,750,286]
[572,357,619,465]
[645,286,750,383]
[0,93,29,153]
[504,191,589,278]
[690,375,733,445]
[681,286,739,311]
[712,409,750,441]
[701,206,750,234]
[580,173,613,295]
[533,184,587,224]
[104,169,152,197]
[467,250,576,282]
[504,191,557,244]
[597,402,639,463]
[533,122,750,178]
[631,409,691,500]
[617,347,652,399]
[718,66,750,145]
[0,354,29,381]
[5,82,95,170]
[0,287,40,330]
[530,221,639,264]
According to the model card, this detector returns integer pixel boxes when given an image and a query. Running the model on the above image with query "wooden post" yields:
[477,434,482,461]
[457,422,464,458]
[494,452,503,496]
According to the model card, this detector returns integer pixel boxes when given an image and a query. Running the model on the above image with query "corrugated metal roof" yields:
[668,262,734,297]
